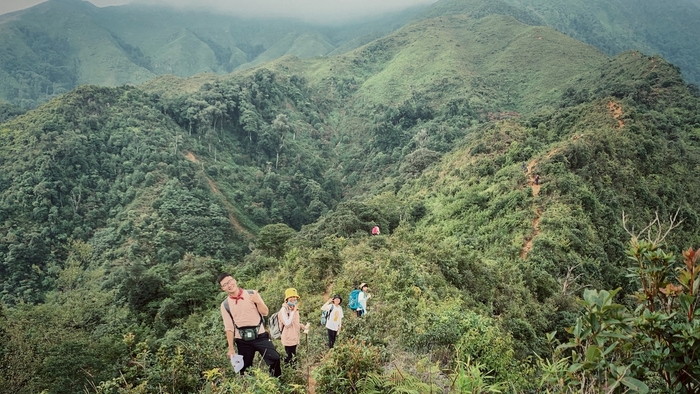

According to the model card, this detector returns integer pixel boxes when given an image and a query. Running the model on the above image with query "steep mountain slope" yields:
[1,7,700,393]
[0,6,612,306]
[486,0,700,84]
[398,50,700,294]
[0,0,425,107]
[319,14,606,110]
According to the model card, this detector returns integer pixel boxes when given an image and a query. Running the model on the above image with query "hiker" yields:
[521,162,527,172]
[371,225,380,235]
[321,294,344,348]
[535,175,540,185]
[278,288,310,367]
[217,273,281,377]
[356,283,371,317]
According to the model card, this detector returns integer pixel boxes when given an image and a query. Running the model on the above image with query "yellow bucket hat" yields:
[284,288,300,300]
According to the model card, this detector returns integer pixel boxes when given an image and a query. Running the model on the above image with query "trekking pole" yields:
[305,329,310,389]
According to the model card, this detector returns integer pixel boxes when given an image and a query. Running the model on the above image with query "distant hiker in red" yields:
[371,226,380,235]
[535,175,540,185]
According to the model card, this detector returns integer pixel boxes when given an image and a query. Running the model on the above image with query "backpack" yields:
[268,312,283,339]
[348,289,361,310]
[320,305,333,325]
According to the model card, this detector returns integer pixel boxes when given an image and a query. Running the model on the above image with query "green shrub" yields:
[312,340,382,393]
[453,316,517,382]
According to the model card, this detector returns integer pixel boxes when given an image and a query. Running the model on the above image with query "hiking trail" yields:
[607,101,625,129]
[303,282,336,394]
[184,152,252,238]
[520,147,566,258]
[520,159,541,259]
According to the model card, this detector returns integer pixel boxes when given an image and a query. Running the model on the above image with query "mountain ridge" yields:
[1,5,700,393]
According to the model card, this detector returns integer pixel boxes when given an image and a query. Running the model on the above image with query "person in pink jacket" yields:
[278,288,310,367]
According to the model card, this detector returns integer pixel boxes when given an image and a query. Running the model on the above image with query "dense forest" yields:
[1,2,700,394]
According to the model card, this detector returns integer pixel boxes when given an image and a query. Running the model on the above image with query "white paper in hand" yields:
[230,354,244,373]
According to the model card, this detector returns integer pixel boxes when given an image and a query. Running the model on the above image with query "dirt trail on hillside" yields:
[304,283,337,394]
[520,147,567,258]
[322,282,333,300]
[607,101,625,129]
[185,152,252,238]
[521,159,542,259]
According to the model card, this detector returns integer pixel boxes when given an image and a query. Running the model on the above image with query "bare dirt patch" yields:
[607,101,625,129]
[521,208,541,259]
[185,152,251,238]
[185,151,199,163]
[520,158,547,259]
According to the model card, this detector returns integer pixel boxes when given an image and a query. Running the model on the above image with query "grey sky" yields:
[1,0,438,22]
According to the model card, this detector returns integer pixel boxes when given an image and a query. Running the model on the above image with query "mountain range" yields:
[0,0,699,108]
[1,0,699,393]
[0,0,425,107]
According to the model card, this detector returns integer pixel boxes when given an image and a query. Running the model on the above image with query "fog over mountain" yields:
[1,0,439,23]
[0,0,128,15]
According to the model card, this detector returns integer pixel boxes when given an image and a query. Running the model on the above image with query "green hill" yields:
[500,0,700,84]
[1,7,699,394]
[0,0,425,107]
[422,0,700,84]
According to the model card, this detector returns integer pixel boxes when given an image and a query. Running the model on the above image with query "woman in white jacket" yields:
[321,294,344,348]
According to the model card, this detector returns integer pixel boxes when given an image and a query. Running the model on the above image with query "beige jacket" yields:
[278,304,302,346]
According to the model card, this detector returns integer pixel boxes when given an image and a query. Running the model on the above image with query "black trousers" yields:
[235,332,281,377]
[284,345,298,367]
[327,328,338,348]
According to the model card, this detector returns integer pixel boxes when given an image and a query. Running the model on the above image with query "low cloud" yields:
[2,0,437,23]
[133,0,438,23]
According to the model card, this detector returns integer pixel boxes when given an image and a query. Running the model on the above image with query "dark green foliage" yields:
[0,103,25,123]
[303,201,382,246]
[0,25,77,107]
[312,340,383,394]
[257,223,296,258]
[400,148,442,178]
[541,235,700,393]
[0,85,244,304]
[109,32,152,72]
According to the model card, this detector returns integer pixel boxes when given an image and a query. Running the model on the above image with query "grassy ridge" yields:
[499,0,700,84]
[303,14,607,110]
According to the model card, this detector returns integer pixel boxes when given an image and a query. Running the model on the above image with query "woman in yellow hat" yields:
[278,288,310,367]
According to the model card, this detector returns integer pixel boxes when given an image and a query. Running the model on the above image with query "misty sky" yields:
[1,0,438,22]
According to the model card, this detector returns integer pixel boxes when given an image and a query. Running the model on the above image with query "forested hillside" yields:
[2,0,699,109]
[500,0,700,84]
[422,0,700,84]
[0,0,424,107]
[1,4,700,394]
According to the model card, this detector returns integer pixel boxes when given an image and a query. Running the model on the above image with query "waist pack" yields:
[238,326,259,341]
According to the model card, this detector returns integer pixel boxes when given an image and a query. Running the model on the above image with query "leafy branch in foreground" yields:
[539,213,699,393]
